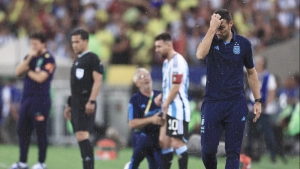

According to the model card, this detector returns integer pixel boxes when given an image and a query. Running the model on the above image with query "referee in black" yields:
[64,29,104,169]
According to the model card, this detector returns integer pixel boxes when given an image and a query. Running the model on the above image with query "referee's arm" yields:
[88,71,102,101]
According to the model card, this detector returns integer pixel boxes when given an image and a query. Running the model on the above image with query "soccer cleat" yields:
[10,162,29,169]
[123,162,141,169]
[123,162,131,169]
[31,163,47,169]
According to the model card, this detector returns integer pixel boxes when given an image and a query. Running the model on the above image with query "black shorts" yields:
[71,96,96,133]
[166,114,189,142]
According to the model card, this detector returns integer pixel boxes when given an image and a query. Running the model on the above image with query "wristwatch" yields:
[89,100,96,104]
[254,98,262,103]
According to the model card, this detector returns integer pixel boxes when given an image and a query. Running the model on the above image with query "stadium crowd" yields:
[0,0,299,66]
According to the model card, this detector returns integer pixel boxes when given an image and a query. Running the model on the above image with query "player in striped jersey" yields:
[154,33,190,169]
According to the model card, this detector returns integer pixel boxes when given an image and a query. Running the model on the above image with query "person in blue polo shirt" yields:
[196,9,262,169]
[127,68,164,169]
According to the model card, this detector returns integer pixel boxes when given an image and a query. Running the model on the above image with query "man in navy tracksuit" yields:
[127,68,164,169]
[196,9,262,169]
[12,32,56,169]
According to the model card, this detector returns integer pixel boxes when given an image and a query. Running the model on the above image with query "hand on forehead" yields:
[213,13,221,18]
[220,20,226,26]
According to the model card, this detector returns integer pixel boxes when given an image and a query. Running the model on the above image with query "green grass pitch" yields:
[0,145,299,169]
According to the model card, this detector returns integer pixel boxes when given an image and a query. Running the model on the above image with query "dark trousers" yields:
[245,113,277,161]
[17,96,51,163]
[130,132,161,169]
[201,98,248,169]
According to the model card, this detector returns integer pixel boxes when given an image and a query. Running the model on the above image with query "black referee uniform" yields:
[70,51,104,132]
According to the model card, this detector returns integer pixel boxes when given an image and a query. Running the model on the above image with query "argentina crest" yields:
[233,45,240,54]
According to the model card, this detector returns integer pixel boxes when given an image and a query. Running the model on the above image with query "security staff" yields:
[64,29,104,169]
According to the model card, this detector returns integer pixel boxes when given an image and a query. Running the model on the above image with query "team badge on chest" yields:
[76,68,84,79]
[233,44,240,54]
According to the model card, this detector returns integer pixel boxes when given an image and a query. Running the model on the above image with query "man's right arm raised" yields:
[15,50,36,77]
[196,13,223,60]
[196,28,216,60]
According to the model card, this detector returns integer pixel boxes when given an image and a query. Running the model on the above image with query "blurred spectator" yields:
[68,0,83,27]
[253,0,275,13]
[46,15,72,59]
[81,0,97,28]
[146,8,167,38]
[245,56,278,163]
[0,77,22,144]
[277,73,299,128]
[267,17,289,45]
[186,25,207,64]
[294,8,300,36]
[111,35,131,64]
[129,21,153,66]
[0,0,298,65]
[278,74,299,109]
[287,101,299,138]
[252,12,272,51]
[0,79,2,143]
[0,23,15,46]
[276,73,300,155]
[94,0,114,10]
[277,0,297,28]
[188,100,201,137]
[93,10,114,65]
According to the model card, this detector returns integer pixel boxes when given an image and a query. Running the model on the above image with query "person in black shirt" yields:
[64,29,104,169]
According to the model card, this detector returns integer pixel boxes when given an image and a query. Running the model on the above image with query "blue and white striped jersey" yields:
[162,53,190,121]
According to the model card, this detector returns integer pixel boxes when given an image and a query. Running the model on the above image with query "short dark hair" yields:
[214,9,232,23]
[71,29,89,40]
[29,32,47,43]
[154,32,172,41]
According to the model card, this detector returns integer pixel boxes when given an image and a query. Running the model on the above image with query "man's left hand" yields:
[151,113,165,125]
[253,102,262,122]
[85,102,95,115]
